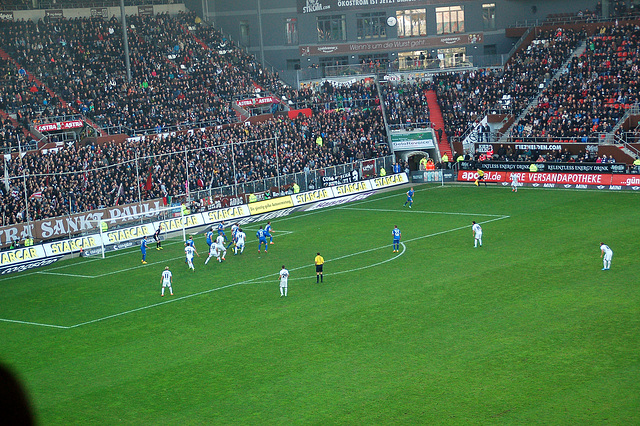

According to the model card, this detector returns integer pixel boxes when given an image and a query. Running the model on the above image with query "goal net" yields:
[80,205,185,258]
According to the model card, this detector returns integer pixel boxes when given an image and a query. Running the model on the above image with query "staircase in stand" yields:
[498,41,587,143]
[425,89,452,158]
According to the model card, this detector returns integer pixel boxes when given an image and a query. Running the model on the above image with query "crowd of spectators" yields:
[1,12,640,228]
[380,81,431,128]
[509,23,639,141]
[0,105,389,225]
[0,12,287,135]
[434,28,584,143]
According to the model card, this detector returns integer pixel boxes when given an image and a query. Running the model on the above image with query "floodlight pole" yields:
[135,150,142,203]
[231,140,238,196]
[275,136,280,190]
[120,0,132,83]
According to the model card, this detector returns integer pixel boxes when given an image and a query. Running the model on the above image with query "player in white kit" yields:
[511,174,519,192]
[214,234,226,262]
[161,266,173,296]
[185,245,198,271]
[234,228,246,255]
[600,242,613,270]
[279,265,289,297]
[472,221,483,248]
[205,241,219,265]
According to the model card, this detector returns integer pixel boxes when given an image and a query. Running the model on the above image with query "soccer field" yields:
[1,184,639,424]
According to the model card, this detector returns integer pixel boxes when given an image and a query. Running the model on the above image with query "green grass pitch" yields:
[1,184,638,424]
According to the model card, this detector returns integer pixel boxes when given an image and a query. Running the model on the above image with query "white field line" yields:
[68,242,408,329]
[36,271,95,278]
[5,213,508,329]
[0,239,189,284]
[0,184,434,284]
[7,230,296,282]
[338,207,506,217]
[0,318,70,329]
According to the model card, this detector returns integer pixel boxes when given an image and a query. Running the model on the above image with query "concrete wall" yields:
[206,0,595,80]
[2,3,186,20]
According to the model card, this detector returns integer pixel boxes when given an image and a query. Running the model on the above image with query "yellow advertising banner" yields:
[248,196,295,215]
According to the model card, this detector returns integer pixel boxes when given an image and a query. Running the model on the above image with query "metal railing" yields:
[508,13,640,29]
[189,155,395,201]
[1,0,183,10]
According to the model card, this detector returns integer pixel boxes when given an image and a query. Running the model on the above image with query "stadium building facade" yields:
[194,0,609,84]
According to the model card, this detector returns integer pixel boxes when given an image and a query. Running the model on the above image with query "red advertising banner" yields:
[457,170,640,190]
[35,120,84,132]
[236,96,278,108]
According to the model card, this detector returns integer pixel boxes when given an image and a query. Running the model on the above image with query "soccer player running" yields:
[205,240,219,265]
[475,169,487,186]
[226,222,239,249]
[511,173,519,192]
[392,225,401,253]
[472,221,483,248]
[265,221,274,244]
[161,266,173,296]
[600,242,613,270]
[185,244,199,271]
[234,228,246,255]
[403,187,414,208]
[257,226,268,253]
[141,236,148,264]
[315,252,324,283]
[184,236,195,264]
[154,226,163,250]
[206,227,215,247]
[217,221,227,243]
[215,234,226,262]
[279,265,289,297]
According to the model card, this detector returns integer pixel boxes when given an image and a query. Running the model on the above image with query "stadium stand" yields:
[508,23,640,141]
[0,8,638,230]
[433,28,584,144]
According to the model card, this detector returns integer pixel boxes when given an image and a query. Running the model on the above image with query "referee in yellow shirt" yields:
[315,252,324,283]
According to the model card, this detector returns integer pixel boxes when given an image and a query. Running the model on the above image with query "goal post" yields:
[81,205,185,258]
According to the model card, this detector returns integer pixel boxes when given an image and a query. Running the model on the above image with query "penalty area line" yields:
[0,317,69,329]
[11,217,508,330]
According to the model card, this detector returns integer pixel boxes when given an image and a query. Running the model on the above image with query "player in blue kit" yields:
[141,236,148,264]
[257,226,268,253]
[205,227,215,247]
[265,221,274,244]
[392,225,401,252]
[205,229,214,247]
[217,221,227,243]
[403,187,414,208]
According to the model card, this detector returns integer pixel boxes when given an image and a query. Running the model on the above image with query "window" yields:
[285,18,298,45]
[317,15,346,42]
[482,3,496,30]
[319,56,348,74]
[356,12,386,40]
[484,44,497,56]
[286,59,301,70]
[436,6,465,35]
[396,9,426,38]
[239,20,250,46]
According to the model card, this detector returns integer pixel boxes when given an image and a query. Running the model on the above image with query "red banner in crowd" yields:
[236,97,279,108]
[457,170,640,188]
[35,120,84,132]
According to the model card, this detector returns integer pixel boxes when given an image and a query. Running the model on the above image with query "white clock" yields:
[387,16,397,27]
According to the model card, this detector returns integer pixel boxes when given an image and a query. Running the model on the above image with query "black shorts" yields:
[316,265,323,273]
[478,175,485,180]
